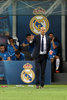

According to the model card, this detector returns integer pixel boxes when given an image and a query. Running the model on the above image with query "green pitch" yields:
[0,85,67,100]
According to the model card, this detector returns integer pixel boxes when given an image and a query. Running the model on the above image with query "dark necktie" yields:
[41,36,44,51]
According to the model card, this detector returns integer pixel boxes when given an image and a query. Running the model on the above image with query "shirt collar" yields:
[41,34,45,38]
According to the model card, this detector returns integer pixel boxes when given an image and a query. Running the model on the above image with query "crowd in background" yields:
[0,33,61,73]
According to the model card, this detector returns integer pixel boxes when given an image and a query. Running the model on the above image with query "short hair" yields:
[15,50,20,55]
[0,44,5,47]
[26,34,31,38]
[48,32,54,36]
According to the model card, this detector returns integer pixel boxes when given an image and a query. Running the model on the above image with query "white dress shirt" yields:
[40,35,47,54]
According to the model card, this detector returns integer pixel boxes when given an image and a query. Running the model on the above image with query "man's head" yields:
[26,34,31,42]
[0,44,6,53]
[40,27,46,36]
[48,32,54,39]
[15,50,20,58]
[8,37,14,44]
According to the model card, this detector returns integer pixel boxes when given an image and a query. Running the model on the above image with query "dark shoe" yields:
[36,85,39,89]
[40,86,44,88]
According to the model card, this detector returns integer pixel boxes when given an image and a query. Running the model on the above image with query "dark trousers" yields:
[35,54,47,86]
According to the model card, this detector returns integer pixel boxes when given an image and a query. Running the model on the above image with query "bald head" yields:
[40,27,46,36]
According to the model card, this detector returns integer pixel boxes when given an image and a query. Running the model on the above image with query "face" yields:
[40,27,46,36]
[15,54,20,58]
[9,39,14,44]
[49,34,54,39]
[0,46,5,53]
[26,36,31,42]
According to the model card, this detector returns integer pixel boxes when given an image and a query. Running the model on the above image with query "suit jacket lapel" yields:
[46,35,49,50]
[39,35,41,48]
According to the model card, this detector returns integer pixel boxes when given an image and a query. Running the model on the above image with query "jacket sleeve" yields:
[47,36,51,53]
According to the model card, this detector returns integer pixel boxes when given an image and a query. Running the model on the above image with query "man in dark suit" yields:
[30,27,51,88]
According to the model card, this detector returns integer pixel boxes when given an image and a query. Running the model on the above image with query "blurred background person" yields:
[7,37,19,56]
[48,32,60,71]
[21,34,34,60]
[0,44,11,61]
[11,50,25,61]
[48,32,60,81]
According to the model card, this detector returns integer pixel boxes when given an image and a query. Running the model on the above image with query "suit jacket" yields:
[30,34,51,59]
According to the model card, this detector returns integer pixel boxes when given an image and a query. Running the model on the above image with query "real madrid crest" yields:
[21,63,35,83]
[29,16,49,35]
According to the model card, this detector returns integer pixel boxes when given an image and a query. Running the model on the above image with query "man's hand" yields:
[22,43,29,47]
[30,34,34,40]
[49,50,53,55]
[11,43,14,47]
[52,37,55,42]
